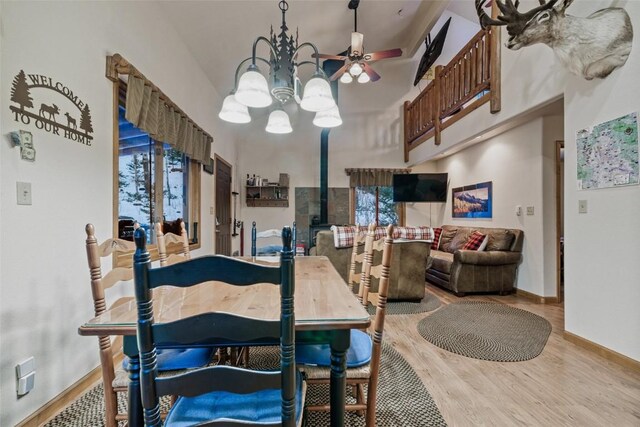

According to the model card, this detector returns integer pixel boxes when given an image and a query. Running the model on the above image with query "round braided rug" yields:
[367,291,441,315]
[45,342,447,427]
[417,301,551,362]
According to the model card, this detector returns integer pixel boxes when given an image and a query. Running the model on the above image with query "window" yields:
[115,89,201,265]
[353,186,403,226]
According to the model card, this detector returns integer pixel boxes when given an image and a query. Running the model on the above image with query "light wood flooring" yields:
[382,283,640,427]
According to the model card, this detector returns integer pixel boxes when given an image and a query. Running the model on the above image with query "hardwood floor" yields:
[381,283,640,427]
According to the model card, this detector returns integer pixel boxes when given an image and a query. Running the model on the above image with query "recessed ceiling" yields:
[157,1,447,115]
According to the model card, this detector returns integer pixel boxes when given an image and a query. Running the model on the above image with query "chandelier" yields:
[219,0,342,133]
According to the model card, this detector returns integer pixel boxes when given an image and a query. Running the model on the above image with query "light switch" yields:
[17,182,32,205]
[526,206,534,216]
[515,205,522,216]
[209,207,214,215]
[579,200,588,214]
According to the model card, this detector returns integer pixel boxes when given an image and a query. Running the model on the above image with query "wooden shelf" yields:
[245,185,289,208]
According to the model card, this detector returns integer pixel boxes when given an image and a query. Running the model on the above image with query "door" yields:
[215,155,232,255]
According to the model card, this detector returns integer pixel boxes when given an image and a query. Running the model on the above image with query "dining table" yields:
[78,255,371,427]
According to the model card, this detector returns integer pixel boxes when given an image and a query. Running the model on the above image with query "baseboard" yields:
[16,365,102,427]
[515,288,559,304]
[564,331,640,372]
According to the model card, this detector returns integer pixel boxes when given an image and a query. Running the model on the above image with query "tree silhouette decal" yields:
[11,70,33,111]
[80,104,93,135]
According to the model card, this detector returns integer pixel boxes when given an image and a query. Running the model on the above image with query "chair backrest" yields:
[155,221,190,266]
[85,223,137,426]
[348,226,369,293]
[365,224,394,426]
[251,221,297,257]
[357,223,377,305]
[133,226,297,427]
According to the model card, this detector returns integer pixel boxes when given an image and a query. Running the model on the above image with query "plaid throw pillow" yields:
[331,225,359,248]
[462,231,487,251]
[431,227,442,250]
[395,226,434,241]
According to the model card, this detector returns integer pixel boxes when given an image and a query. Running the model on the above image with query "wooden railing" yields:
[403,24,501,161]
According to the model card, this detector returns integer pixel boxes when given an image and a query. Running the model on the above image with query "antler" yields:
[476,0,559,36]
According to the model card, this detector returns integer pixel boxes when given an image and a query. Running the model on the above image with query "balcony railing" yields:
[403,26,501,160]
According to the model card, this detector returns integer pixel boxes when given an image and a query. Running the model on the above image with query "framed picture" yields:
[452,181,492,219]
[203,158,214,175]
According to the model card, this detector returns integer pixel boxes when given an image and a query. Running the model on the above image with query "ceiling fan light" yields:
[313,105,342,128]
[235,66,272,108]
[219,94,251,124]
[300,74,336,112]
[357,72,370,84]
[349,62,363,77]
[265,109,293,134]
[340,73,354,84]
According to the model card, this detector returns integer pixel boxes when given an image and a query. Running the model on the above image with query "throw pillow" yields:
[437,227,458,252]
[431,227,442,250]
[447,229,472,252]
[463,231,487,251]
[485,230,515,251]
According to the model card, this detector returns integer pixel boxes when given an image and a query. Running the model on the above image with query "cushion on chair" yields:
[296,330,372,368]
[122,347,214,372]
[430,251,454,274]
[164,370,305,426]
[257,244,283,255]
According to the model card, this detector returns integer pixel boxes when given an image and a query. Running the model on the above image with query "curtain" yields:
[345,168,411,187]
[125,75,212,164]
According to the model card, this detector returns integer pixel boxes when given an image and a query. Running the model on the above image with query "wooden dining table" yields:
[78,255,370,427]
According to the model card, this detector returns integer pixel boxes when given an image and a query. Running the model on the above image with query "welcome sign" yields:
[9,70,94,145]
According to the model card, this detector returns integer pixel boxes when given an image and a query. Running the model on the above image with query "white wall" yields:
[562,0,640,362]
[0,2,237,425]
[404,0,639,361]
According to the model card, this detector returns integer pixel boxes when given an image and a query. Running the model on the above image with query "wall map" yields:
[10,70,94,145]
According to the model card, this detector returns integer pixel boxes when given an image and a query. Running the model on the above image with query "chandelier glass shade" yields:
[266,109,293,134]
[219,0,341,131]
[218,93,251,123]
[349,62,363,77]
[313,105,342,128]
[357,71,370,84]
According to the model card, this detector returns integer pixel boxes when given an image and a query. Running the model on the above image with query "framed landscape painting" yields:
[452,181,493,219]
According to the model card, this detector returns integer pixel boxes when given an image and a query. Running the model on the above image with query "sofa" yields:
[427,225,524,296]
[311,230,430,301]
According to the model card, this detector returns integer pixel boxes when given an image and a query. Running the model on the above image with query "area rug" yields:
[366,291,441,315]
[45,342,447,427]
[417,301,552,362]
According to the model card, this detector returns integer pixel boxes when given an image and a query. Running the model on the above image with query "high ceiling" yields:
[158,0,454,115]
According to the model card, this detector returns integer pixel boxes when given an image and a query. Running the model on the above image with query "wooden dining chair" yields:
[251,221,297,257]
[85,224,214,427]
[296,225,394,426]
[132,226,305,426]
[155,221,190,266]
[348,223,375,296]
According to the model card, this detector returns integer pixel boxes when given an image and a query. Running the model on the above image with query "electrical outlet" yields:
[579,200,588,214]
[210,207,214,215]
[526,206,534,216]
[16,357,35,378]
[17,372,35,396]
[17,182,32,205]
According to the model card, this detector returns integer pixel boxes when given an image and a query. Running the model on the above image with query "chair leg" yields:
[356,383,366,416]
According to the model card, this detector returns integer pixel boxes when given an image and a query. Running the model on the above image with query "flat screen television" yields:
[392,173,448,202]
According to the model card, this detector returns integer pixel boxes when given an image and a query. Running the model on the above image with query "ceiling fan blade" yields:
[312,53,349,60]
[364,48,403,61]
[329,64,350,81]
[362,63,381,82]
[351,32,364,56]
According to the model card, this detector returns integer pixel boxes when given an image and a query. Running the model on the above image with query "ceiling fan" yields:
[312,0,403,84]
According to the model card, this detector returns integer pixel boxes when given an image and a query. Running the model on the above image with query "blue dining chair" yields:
[132,226,304,426]
[84,224,215,427]
[296,224,394,426]
[251,221,297,257]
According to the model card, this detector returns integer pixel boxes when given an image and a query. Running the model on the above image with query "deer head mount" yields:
[476,0,633,80]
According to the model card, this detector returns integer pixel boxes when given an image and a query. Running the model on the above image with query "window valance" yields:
[345,168,411,187]
[106,54,212,164]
